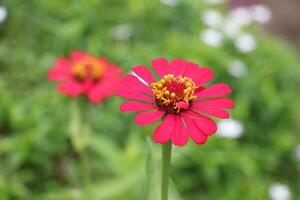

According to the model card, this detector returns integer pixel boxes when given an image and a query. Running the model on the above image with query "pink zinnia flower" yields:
[48,51,122,104]
[117,58,234,146]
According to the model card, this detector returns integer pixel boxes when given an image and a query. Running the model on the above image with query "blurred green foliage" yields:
[0,0,300,199]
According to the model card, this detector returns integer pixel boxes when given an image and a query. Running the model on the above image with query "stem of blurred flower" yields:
[161,141,172,200]
[79,147,91,198]
[70,99,91,199]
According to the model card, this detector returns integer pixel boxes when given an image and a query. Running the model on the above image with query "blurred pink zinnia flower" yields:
[117,58,234,146]
[48,51,122,104]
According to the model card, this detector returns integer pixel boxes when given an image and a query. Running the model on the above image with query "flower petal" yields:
[120,101,157,112]
[196,83,232,99]
[118,74,153,96]
[134,111,164,126]
[181,113,207,144]
[186,111,217,136]
[88,79,119,104]
[183,62,200,78]
[131,65,156,84]
[58,81,84,96]
[103,65,122,79]
[152,58,171,78]
[193,67,214,86]
[171,115,189,146]
[194,97,235,109]
[191,106,230,119]
[184,62,214,86]
[70,51,86,62]
[48,59,72,81]
[170,59,188,76]
[153,114,175,144]
[116,89,154,103]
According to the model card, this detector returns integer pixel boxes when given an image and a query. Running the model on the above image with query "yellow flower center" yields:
[151,74,197,113]
[71,56,105,81]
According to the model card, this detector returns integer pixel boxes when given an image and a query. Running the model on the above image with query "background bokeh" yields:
[0,0,300,199]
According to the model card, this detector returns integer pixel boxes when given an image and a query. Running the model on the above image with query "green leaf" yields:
[89,134,124,174]
[38,169,143,200]
[89,168,143,200]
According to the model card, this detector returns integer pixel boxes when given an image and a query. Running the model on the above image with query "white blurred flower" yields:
[224,5,270,38]
[0,6,7,24]
[217,119,244,139]
[204,0,225,5]
[201,4,271,41]
[235,33,256,53]
[229,7,253,27]
[228,60,247,78]
[223,8,252,38]
[200,29,224,47]
[269,183,291,200]
[201,10,223,28]
[112,24,132,40]
[223,18,241,38]
[251,4,272,24]
[160,0,179,7]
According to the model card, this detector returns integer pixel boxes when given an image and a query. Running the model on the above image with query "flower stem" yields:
[161,141,172,200]
[79,148,91,198]
[72,99,91,198]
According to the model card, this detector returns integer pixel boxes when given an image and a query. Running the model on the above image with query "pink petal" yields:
[48,59,72,81]
[131,65,156,84]
[170,59,187,76]
[98,57,121,77]
[194,97,235,109]
[55,58,72,69]
[153,114,175,144]
[103,65,122,79]
[120,101,157,112]
[183,62,200,78]
[186,111,217,136]
[183,62,214,86]
[196,83,232,99]
[176,101,189,109]
[193,67,214,86]
[191,106,230,119]
[171,115,189,146]
[134,111,165,126]
[116,74,155,102]
[116,89,154,103]
[81,79,95,92]
[70,51,86,62]
[58,81,84,97]
[88,79,119,104]
[181,114,207,144]
[118,75,153,96]
[194,87,206,94]
[152,58,171,78]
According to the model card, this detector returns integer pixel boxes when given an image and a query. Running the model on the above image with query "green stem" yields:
[161,141,172,200]
[79,148,91,198]
[74,99,91,198]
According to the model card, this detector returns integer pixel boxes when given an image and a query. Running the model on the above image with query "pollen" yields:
[72,56,105,81]
[151,74,197,113]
